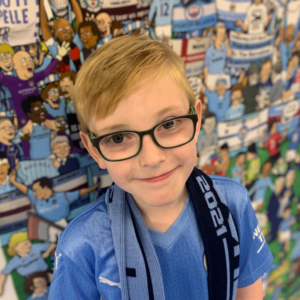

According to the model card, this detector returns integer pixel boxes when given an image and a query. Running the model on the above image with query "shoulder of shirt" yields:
[209,175,249,213]
[57,192,110,254]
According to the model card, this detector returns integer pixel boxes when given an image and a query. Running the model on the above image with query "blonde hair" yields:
[0,44,14,55]
[7,232,29,257]
[72,35,195,133]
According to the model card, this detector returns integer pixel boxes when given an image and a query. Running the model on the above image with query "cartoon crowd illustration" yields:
[0,0,300,298]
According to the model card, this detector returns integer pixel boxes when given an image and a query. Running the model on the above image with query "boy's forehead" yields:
[89,74,190,134]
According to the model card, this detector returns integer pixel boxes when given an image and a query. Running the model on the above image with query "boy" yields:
[49,36,272,300]
[231,152,246,185]
[225,83,245,121]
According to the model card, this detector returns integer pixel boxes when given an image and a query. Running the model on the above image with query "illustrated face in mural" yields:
[0,52,13,72]
[47,87,60,109]
[215,80,227,96]
[13,51,35,80]
[96,13,112,38]
[26,43,39,58]
[79,26,99,49]
[287,54,299,73]
[32,181,52,200]
[260,60,272,83]
[14,239,32,256]
[52,141,71,160]
[202,115,216,135]
[231,90,243,106]
[0,119,15,145]
[236,153,245,166]
[26,101,47,124]
[60,76,74,98]
[31,277,48,294]
[285,25,295,43]
[262,161,272,177]
[0,158,10,182]
[253,0,262,5]
[214,25,226,48]
[54,18,74,43]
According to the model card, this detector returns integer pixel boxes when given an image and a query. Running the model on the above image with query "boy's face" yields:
[236,154,245,166]
[0,119,15,143]
[32,277,47,293]
[82,73,202,209]
[215,81,226,96]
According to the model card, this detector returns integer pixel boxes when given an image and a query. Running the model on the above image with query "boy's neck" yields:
[133,187,188,233]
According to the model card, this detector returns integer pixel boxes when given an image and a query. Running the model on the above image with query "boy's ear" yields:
[79,131,107,170]
[194,99,202,140]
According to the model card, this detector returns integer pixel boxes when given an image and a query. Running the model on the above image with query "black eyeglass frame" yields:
[89,106,199,162]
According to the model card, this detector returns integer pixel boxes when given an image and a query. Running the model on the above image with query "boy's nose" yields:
[139,135,166,167]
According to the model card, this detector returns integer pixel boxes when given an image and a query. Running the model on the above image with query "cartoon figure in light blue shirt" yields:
[25,271,50,300]
[249,159,274,212]
[204,22,232,90]
[40,0,83,72]
[41,82,67,123]
[203,78,231,122]
[225,83,245,121]
[0,151,16,195]
[278,205,296,257]
[231,152,246,185]
[148,0,181,39]
[21,96,66,160]
[10,171,100,242]
[0,231,56,296]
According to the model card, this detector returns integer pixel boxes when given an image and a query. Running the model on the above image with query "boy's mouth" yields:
[138,168,177,183]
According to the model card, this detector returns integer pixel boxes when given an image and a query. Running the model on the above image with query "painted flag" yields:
[169,37,211,76]
[172,1,217,32]
[228,31,275,68]
[218,108,269,151]
[27,213,64,242]
[0,0,40,46]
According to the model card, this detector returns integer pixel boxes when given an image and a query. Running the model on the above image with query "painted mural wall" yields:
[0,0,300,299]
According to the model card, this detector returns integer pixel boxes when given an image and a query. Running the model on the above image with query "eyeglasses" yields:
[89,106,198,162]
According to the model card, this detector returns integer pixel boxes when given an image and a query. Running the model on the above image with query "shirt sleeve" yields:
[1,256,18,275]
[49,243,100,300]
[237,195,273,288]
[65,190,80,203]
[27,189,36,205]
[32,242,51,253]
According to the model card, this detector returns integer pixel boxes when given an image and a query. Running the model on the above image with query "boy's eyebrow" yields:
[95,105,185,135]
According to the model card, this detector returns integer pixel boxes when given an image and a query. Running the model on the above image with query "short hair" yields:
[40,82,60,101]
[231,83,243,93]
[51,135,69,149]
[213,22,226,35]
[0,44,14,55]
[21,95,43,115]
[7,232,29,257]
[60,71,76,84]
[0,151,8,160]
[72,35,195,133]
[24,272,49,295]
[284,205,292,212]
[220,143,229,150]
[236,152,245,159]
[247,142,257,154]
[78,21,99,36]
[33,177,53,190]
[204,111,216,120]
[261,58,272,68]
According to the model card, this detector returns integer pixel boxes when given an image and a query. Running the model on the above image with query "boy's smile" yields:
[82,72,201,218]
